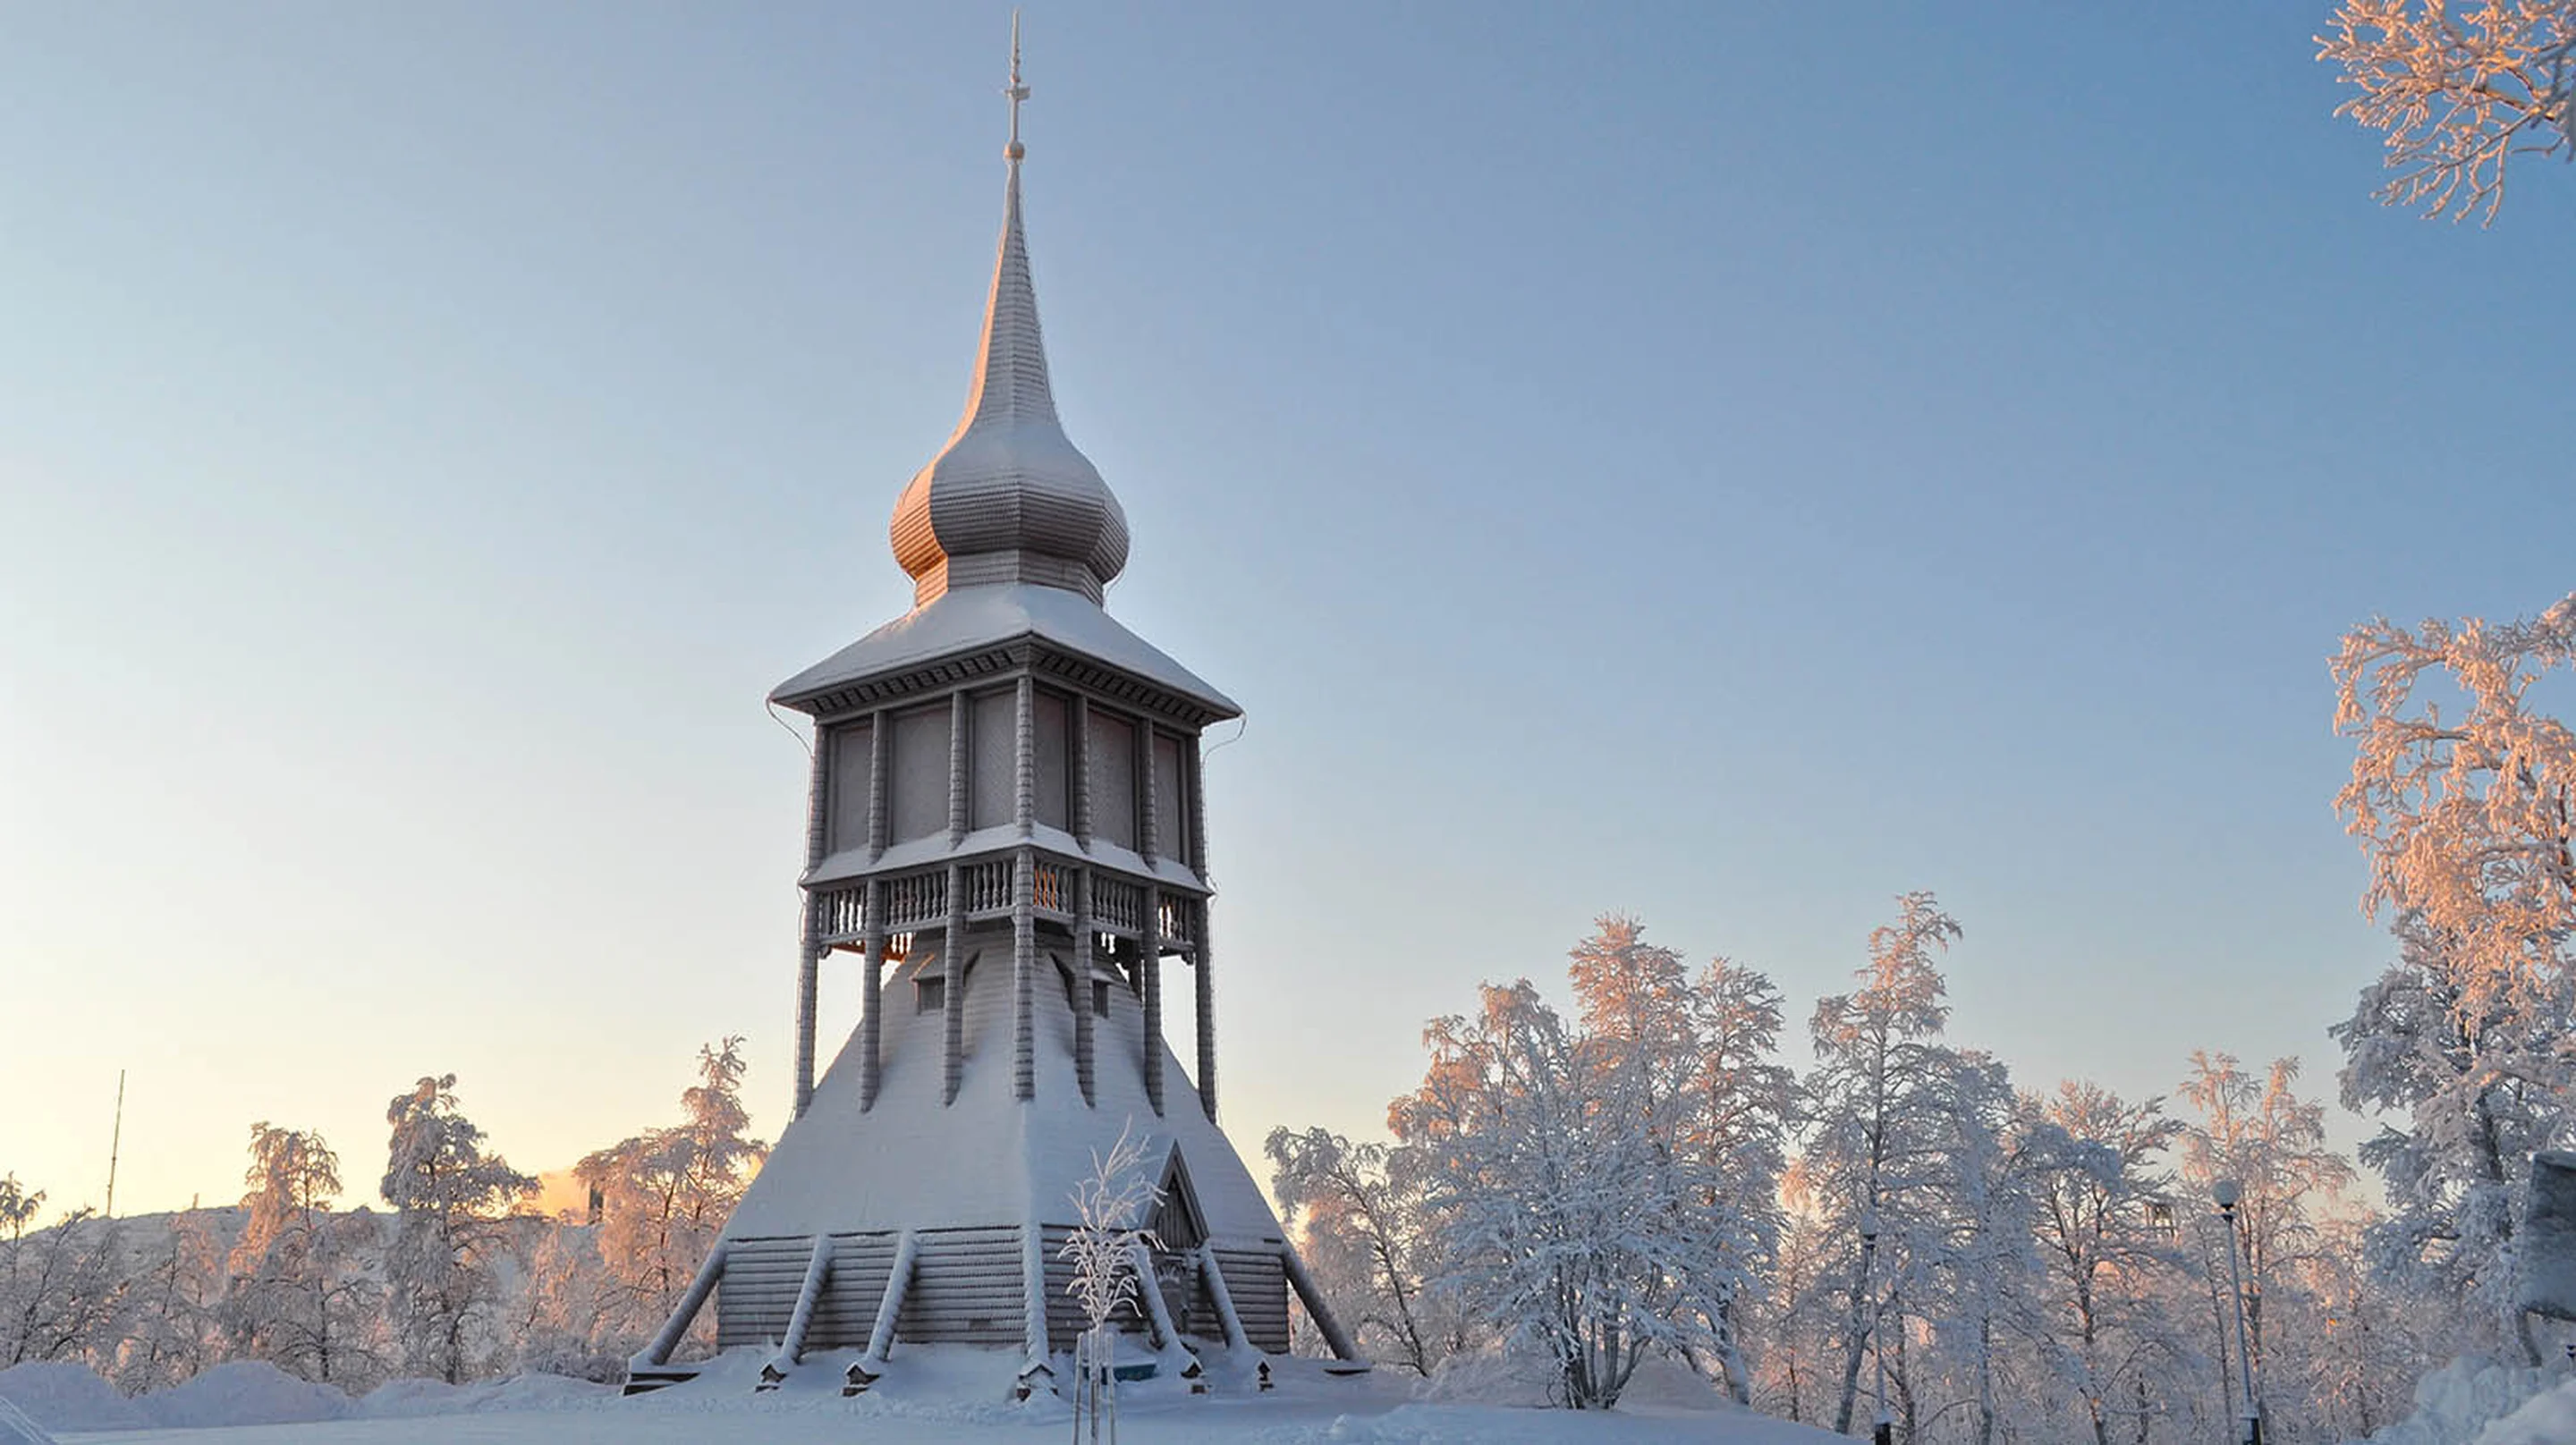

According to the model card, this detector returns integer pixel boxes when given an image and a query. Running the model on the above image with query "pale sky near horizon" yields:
[4,4,2572,1220]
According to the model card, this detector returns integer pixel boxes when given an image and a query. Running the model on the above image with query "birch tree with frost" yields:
[1264,1126,1462,1376]
[1391,975,1747,1409]
[380,1073,538,1383]
[1799,891,1963,1435]
[2320,0,2576,220]
[225,1124,384,1388]
[2332,593,2576,1360]
[575,1037,767,1345]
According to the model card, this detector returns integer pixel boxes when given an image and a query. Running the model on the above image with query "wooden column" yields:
[866,708,889,862]
[1141,883,1164,1117]
[860,880,886,1111]
[1194,898,1216,1123]
[1014,677,1035,838]
[1012,849,1036,1101]
[1187,732,1215,1122]
[946,690,970,846]
[943,862,966,1106]
[1138,726,1158,866]
[1072,696,1092,850]
[1072,869,1095,1106]
[793,722,829,1120]
[1013,678,1038,1103]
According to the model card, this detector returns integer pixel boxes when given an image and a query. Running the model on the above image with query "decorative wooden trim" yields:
[782,643,1234,731]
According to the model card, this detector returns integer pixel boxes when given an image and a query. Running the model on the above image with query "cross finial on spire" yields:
[1004,11,1029,161]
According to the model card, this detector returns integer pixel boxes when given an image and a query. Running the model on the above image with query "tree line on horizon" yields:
[0,1038,765,1394]
[1261,592,2576,1440]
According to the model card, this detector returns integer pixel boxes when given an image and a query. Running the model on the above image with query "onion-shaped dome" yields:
[890,150,1128,606]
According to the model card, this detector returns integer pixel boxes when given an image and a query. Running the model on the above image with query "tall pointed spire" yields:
[889,16,1129,608]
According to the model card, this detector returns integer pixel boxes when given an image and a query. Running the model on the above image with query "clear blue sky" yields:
[4,4,2569,1217]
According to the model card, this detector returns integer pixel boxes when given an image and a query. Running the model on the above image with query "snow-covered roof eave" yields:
[770,582,1241,724]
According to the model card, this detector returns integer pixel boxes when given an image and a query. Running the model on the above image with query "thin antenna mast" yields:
[105,1069,125,1218]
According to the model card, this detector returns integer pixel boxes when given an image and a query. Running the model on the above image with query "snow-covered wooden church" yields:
[623,46,1362,1399]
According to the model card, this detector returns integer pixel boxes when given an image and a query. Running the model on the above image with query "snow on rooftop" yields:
[770,583,1238,721]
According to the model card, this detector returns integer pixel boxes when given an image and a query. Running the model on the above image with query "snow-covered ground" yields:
[5,1348,1846,1445]
[2344,1356,2576,1445]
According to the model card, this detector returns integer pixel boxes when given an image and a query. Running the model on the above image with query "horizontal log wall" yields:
[809,1233,901,1349]
[897,1226,1028,1348]
[716,1237,818,1350]
[1211,1248,1291,1355]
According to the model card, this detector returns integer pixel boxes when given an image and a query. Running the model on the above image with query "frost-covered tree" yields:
[1061,1120,1159,1433]
[2331,595,2576,1362]
[111,1204,227,1393]
[2334,914,2573,1362]
[509,1221,623,1382]
[226,1124,383,1388]
[2319,1,2576,221]
[2020,1083,2187,1445]
[1264,1126,1465,1375]
[2335,595,2576,1016]
[1391,976,1747,1409]
[576,1037,767,1345]
[2174,1052,2354,1421]
[1800,890,1963,1434]
[0,1198,127,1369]
[1563,917,1782,1402]
[1681,951,1797,1403]
[379,1074,538,1383]
[1917,1052,2053,1445]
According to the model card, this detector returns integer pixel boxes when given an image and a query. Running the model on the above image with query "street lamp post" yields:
[1860,1208,1892,1445]
[2214,1179,2262,1445]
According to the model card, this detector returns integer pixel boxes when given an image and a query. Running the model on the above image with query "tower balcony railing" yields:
[816,854,1192,951]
